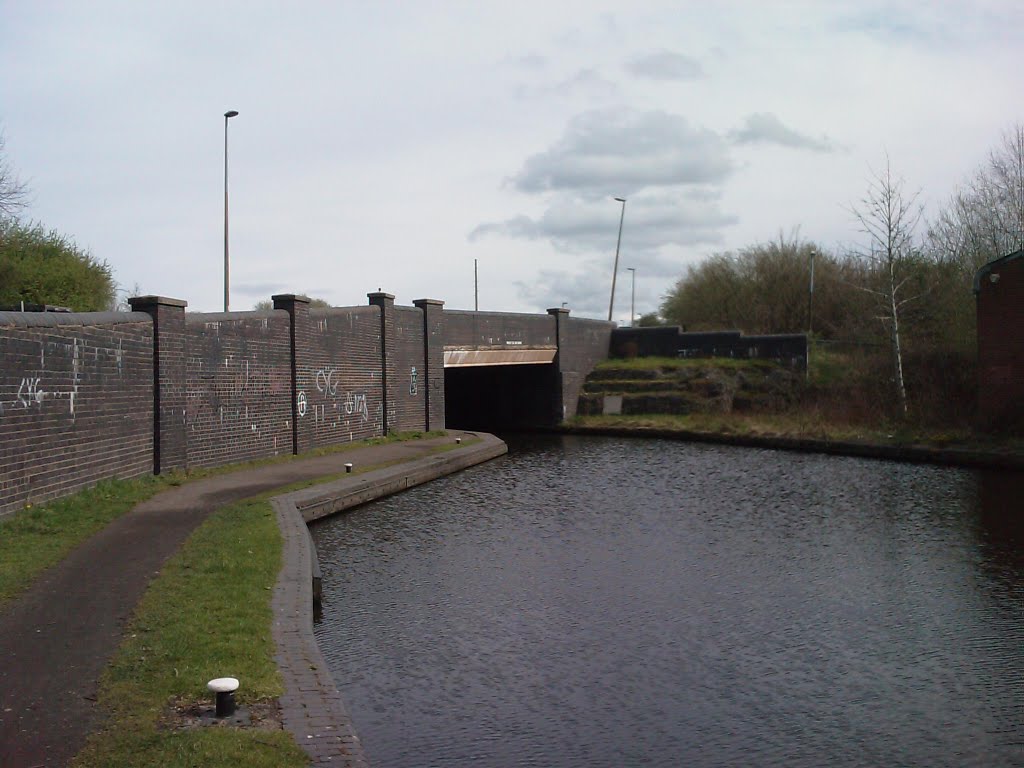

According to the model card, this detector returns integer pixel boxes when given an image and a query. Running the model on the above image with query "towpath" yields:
[0,431,500,768]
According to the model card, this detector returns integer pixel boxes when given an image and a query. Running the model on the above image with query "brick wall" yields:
[415,299,445,431]
[0,312,153,515]
[976,251,1024,430]
[184,311,292,468]
[443,310,557,350]
[303,306,385,446]
[0,294,609,516]
[391,306,427,433]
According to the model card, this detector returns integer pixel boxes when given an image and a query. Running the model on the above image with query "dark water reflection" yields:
[311,436,1024,768]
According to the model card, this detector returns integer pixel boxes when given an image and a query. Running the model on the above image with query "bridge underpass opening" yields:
[443,351,559,432]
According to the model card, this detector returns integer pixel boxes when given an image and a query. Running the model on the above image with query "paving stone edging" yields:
[271,433,508,766]
[559,425,1024,471]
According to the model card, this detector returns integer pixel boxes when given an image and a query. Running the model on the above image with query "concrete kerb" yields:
[559,425,1024,471]
[270,432,507,767]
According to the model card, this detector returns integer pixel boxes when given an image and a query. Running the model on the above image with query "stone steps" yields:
[578,361,802,416]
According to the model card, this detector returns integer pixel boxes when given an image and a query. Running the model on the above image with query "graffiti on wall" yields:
[0,337,97,420]
[410,366,418,396]
[344,392,370,421]
[185,351,284,443]
[301,366,371,425]
[316,368,339,398]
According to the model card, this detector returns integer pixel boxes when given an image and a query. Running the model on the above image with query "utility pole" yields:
[223,109,239,312]
[474,258,478,311]
[608,197,626,322]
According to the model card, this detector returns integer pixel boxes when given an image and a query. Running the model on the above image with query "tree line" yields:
[661,125,1024,350]
[656,124,1024,423]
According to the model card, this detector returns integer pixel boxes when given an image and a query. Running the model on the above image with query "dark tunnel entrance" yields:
[444,363,559,432]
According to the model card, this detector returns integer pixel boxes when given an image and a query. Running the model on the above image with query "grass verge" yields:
[0,475,173,608]
[70,493,309,768]
[0,430,448,610]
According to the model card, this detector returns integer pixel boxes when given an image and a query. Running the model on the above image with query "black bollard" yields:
[207,677,239,718]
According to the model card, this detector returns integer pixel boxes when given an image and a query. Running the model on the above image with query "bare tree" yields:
[984,123,1024,252]
[0,132,29,220]
[850,157,925,416]
[929,123,1024,276]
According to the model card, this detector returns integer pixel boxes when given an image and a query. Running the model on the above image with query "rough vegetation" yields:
[0,218,116,311]
[0,134,117,311]
[651,125,1024,432]
[578,345,980,444]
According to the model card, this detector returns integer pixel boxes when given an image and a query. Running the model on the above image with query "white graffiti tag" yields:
[344,393,369,422]
[17,378,44,407]
[315,369,339,397]
[410,366,418,396]
[297,391,308,418]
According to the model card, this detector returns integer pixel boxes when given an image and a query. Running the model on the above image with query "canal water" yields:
[311,436,1024,768]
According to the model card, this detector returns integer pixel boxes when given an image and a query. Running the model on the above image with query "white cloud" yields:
[472,190,736,257]
[512,109,733,195]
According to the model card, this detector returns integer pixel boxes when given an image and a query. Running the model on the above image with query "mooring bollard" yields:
[208,677,239,718]
[345,462,353,473]
[455,437,461,444]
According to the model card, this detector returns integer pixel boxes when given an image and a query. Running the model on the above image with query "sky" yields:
[1,1,1022,323]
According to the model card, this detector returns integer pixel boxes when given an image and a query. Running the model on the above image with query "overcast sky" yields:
[2,1,1022,322]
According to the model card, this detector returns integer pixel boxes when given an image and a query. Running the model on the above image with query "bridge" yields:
[441,308,610,431]
[0,292,612,515]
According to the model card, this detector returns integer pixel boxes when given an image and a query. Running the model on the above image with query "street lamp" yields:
[807,247,816,334]
[627,267,636,327]
[223,110,239,312]
[607,197,626,322]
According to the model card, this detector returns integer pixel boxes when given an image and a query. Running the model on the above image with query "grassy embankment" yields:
[572,353,1023,453]
[0,430,446,609]
[0,430,469,767]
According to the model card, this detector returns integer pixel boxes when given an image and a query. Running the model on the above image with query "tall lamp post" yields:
[223,110,239,312]
[607,197,627,322]
[627,267,636,327]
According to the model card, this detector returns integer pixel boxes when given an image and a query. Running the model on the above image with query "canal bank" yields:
[270,431,507,767]
[0,430,506,768]
[558,422,1024,471]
